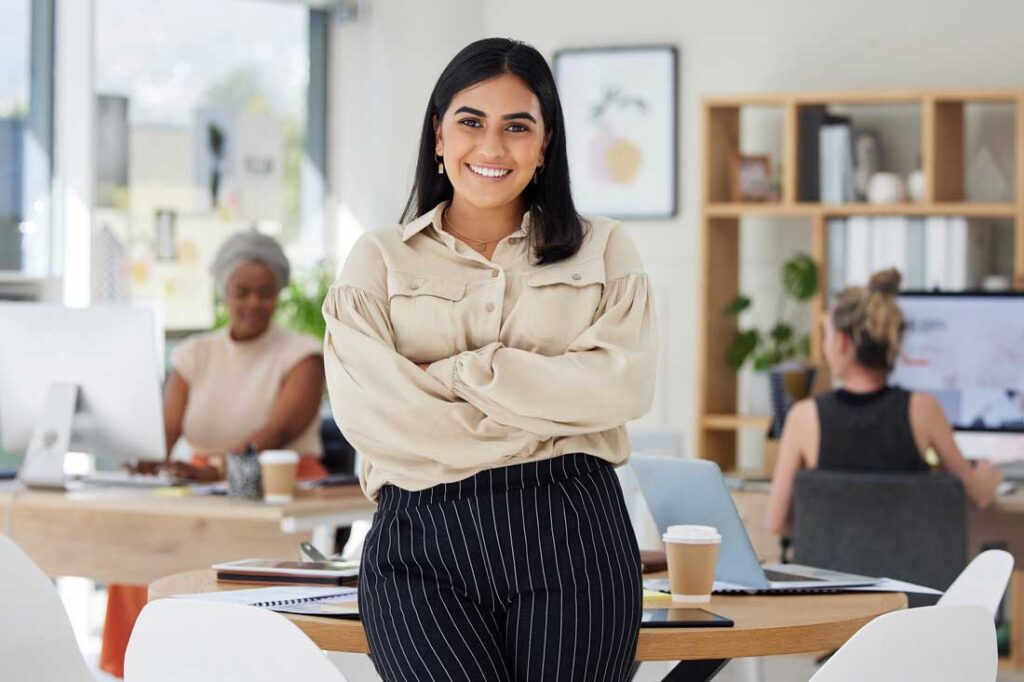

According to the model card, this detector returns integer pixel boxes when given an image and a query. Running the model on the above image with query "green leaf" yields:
[782,253,819,301]
[274,264,333,340]
[727,329,760,370]
[770,323,793,344]
[796,334,811,359]
[752,346,783,372]
[723,295,751,316]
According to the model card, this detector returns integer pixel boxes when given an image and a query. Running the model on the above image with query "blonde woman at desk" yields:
[765,269,1003,537]
[101,232,326,678]
[323,38,658,681]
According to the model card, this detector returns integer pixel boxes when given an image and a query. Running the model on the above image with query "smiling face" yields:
[225,261,279,341]
[434,73,548,213]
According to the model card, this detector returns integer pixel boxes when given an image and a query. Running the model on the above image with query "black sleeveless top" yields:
[815,386,929,472]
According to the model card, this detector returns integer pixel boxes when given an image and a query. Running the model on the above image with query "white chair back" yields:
[810,604,997,682]
[938,549,1014,616]
[124,598,346,681]
[0,535,93,681]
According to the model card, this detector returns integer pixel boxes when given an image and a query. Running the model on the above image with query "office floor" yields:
[57,580,1024,681]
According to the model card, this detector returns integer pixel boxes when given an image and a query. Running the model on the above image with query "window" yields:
[0,0,53,281]
[93,0,319,330]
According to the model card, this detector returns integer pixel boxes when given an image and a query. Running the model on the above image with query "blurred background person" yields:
[765,268,1003,537]
[101,231,325,678]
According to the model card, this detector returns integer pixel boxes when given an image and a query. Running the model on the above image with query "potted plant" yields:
[724,252,819,439]
[274,263,334,341]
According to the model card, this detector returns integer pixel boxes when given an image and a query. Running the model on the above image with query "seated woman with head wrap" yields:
[163,231,326,476]
[100,232,326,678]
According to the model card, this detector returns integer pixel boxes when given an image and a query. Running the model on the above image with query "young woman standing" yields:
[323,38,658,681]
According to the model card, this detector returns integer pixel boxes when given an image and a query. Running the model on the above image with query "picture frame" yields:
[553,45,679,220]
[731,154,773,202]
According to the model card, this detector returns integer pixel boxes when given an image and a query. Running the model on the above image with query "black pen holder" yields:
[226,453,262,499]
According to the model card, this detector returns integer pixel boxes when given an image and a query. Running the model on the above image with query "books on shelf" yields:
[798,105,828,201]
[832,215,981,291]
[819,116,856,204]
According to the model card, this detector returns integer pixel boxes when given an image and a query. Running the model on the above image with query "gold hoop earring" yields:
[436,155,445,175]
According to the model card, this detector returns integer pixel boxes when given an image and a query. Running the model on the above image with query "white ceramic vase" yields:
[906,169,925,202]
[867,172,906,204]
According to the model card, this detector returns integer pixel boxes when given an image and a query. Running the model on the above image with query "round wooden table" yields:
[151,570,905,680]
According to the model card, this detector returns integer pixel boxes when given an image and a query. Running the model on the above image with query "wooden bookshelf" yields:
[697,88,1024,472]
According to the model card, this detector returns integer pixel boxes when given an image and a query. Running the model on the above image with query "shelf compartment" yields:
[703,415,772,431]
[704,104,787,204]
[704,202,1017,218]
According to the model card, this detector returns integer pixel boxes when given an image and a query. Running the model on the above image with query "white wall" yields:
[331,0,1024,463]
[328,0,485,261]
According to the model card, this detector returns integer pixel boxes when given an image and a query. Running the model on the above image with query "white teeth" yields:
[469,164,511,178]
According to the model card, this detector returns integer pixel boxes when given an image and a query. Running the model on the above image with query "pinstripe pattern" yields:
[358,454,642,681]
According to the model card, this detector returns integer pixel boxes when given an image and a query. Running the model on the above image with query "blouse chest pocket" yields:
[387,272,467,363]
[517,257,606,350]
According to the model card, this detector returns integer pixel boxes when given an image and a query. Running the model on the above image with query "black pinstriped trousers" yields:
[359,453,643,682]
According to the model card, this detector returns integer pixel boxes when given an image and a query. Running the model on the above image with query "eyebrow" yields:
[454,106,537,124]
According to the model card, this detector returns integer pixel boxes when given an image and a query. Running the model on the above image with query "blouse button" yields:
[491,270,499,278]
[409,282,420,290]
[485,303,496,313]
[571,273,582,281]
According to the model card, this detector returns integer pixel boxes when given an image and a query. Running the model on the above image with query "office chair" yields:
[0,535,93,681]
[939,549,1015,616]
[792,470,967,593]
[125,599,347,681]
[810,605,996,681]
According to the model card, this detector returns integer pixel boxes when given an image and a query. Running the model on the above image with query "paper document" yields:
[175,585,359,617]
[841,578,942,595]
[644,577,941,596]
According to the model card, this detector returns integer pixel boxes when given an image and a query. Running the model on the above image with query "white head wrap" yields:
[210,231,291,296]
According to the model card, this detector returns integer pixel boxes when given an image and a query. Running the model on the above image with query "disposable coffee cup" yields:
[258,450,299,504]
[662,524,721,604]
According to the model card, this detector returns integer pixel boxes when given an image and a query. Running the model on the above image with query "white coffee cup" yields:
[258,450,300,504]
[662,525,722,603]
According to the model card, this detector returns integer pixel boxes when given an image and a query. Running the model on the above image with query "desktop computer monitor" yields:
[0,303,166,485]
[890,292,1024,463]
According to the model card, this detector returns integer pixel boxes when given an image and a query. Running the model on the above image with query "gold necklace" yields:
[442,208,517,249]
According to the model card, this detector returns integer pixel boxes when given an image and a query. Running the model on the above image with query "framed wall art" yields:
[554,45,679,219]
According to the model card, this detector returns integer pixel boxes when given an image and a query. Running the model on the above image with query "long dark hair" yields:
[401,38,585,265]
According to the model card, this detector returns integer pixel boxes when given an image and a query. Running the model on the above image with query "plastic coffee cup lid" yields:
[662,524,721,544]
[258,450,300,465]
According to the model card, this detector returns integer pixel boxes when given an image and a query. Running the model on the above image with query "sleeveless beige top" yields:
[172,325,323,456]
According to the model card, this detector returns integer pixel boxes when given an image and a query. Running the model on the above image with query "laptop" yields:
[630,455,877,593]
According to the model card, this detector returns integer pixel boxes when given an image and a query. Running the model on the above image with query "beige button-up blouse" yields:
[323,202,658,499]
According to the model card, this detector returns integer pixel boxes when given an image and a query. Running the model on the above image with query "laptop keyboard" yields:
[763,568,822,582]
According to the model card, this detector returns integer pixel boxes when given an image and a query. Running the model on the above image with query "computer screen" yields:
[0,303,166,465]
[892,293,1024,433]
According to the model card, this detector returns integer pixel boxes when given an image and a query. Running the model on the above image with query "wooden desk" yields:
[0,482,377,584]
[150,569,905,680]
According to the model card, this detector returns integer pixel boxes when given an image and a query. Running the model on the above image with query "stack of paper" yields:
[175,585,359,618]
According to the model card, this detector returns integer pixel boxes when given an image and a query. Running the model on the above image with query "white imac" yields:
[0,303,166,487]
[891,292,1024,463]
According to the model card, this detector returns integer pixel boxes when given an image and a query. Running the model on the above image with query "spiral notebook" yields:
[175,585,359,618]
